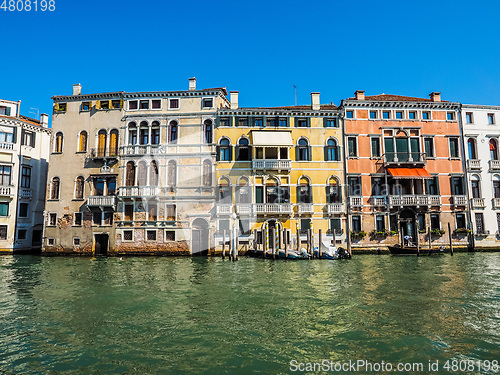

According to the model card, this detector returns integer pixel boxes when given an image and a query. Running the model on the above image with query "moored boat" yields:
[388,245,445,255]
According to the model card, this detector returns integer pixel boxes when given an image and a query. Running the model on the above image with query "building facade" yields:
[341,91,468,252]
[462,104,500,248]
[0,99,50,253]
[215,92,344,252]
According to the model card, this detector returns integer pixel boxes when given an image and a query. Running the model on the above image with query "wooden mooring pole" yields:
[448,222,454,256]
[284,229,288,258]
[222,230,226,259]
[428,227,432,255]
[296,227,300,255]
[318,229,322,259]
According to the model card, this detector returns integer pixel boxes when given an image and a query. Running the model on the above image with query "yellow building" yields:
[215,92,344,252]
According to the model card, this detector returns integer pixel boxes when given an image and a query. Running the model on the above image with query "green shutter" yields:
[12,127,17,144]
[450,139,456,157]
[308,146,312,161]
[216,146,220,161]
[228,145,233,162]
[295,146,299,161]
[31,132,36,147]
[5,107,11,116]
[323,117,328,128]
[256,186,263,204]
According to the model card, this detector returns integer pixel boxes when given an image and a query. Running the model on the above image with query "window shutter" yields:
[95,101,101,110]
[324,146,328,161]
[323,118,328,128]
[120,99,124,109]
[235,145,240,161]
[5,107,11,116]
[12,127,17,143]
[294,117,299,127]
[228,145,233,162]
[449,177,454,196]
[31,132,36,148]
[215,117,220,128]
[308,146,312,161]
[296,186,301,204]
[216,146,220,161]
[325,186,331,203]
[309,185,313,203]
[295,146,299,161]
[307,118,311,127]
[53,103,59,112]
[21,129,26,146]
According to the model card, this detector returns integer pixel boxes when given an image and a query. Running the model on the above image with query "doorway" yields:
[399,209,416,241]
[94,233,109,256]
[192,218,209,255]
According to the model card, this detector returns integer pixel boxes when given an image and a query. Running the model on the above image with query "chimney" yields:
[430,92,441,102]
[40,113,49,127]
[73,84,82,96]
[311,92,320,110]
[230,91,239,109]
[354,90,365,100]
[189,77,196,91]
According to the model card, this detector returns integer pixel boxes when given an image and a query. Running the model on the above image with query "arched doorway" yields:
[261,219,284,251]
[192,218,209,255]
[399,209,416,241]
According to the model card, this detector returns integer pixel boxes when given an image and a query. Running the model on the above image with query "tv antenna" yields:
[29,108,39,119]
[293,85,297,106]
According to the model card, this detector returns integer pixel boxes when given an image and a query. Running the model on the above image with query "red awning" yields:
[387,168,433,179]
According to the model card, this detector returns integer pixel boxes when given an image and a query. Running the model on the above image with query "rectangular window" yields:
[396,111,403,119]
[456,213,466,229]
[430,214,440,230]
[124,205,134,221]
[103,212,113,225]
[409,111,416,120]
[220,118,230,127]
[19,203,28,218]
[128,100,138,110]
[346,110,354,119]
[466,112,473,123]
[348,176,362,196]
[100,100,109,110]
[424,138,434,158]
[203,98,213,108]
[447,112,455,121]
[255,118,263,127]
[371,177,384,196]
[449,138,459,158]
[494,181,500,198]
[21,131,33,147]
[418,214,426,231]
[325,118,336,127]
[422,111,430,120]
[426,176,440,195]
[81,102,91,111]
[21,166,31,188]
[371,137,380,157]
[267,118,277,127]
[296,119,307,127]
[375,215,385,232]
[382,111,390,119]
[165,230,175,241]
[49,213,57,226]
[390,214,398,232]
[73,238,80,246]
[57,103,67,111]
[238,117,248,127]
[451,176,465,195]
[17,229,27,240]
[0,165,11,186]
[369,111,377,119]
[488,113,495,124]
[140,100,149,110]
[0,132,13,143]
[0,202,8,216]
[352,215,361,232]
[330,218,341,233]
[166,204,176,221]
[475,213,485,234]
[93,212,102,226]
[239,219,251,236]
[279,118,288,127]
[219,219,230,234]
[151,100,161,109]
[0,225,6,240]
[348,137,357,157]
[74,212,82,226]
[123,230,133,241]
[169,99,179,109]
[111,100,121,109]
[300,218,311,234]
[147,230,157,241]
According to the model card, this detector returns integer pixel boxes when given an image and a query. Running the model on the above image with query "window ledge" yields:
[72,199,85,201]
[47,199,60,202]
[52,152,62,155]
[75,151,87,154]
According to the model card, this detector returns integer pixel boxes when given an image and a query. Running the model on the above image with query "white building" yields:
[0,99,51,253]
[462,104,500,248]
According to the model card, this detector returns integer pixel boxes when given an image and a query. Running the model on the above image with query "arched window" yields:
[137,161,147,186]
[298,177,311,203]
[297,138,309,161]
[218,138,232,161]
[237,138,250,161]
[128,122,137,145]
[238,177,250,203]
[149,161,159,186]
[471,175,481,198]
[327,176,341,203]
[75,176,84,199]
[202,159,212,186]
[110,129,119,156]
[55,132,64,153]
[139,121,149,145]
[151,121,160,145]
[168,160,177,187]
[97,130,107,157]
[51,177,60,200]
[467,138,477,159]
[204,119,213,144]
[490,139,498,160]
[169,120,178,144]
[125,162,136,186]
[493,175,500,199]
[79,131,88,152]
[265,178,279,203]
[148,200,157,221]
[218,177,232,204]
[325,138,338,161]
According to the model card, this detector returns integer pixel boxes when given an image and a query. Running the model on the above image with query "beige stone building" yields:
[0,99,50,253]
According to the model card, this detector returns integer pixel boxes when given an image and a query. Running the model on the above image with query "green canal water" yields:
[0,254,499,374]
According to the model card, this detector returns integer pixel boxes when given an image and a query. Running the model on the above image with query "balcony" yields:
[236,204,252,215]
[254,203,293,215]
[118,186,160,197]
[493,198,500,209]
[252,159,291,172]
[349,196,363,208]
[121,145,161,156]
[388,195,441,206]
[471,198,485,208]
[0,186,13,196]
[88,195,117,208]
[371,196,386,206]
[489,160,500,171]
[475,230,490,236]
[383,152,426,166]
[216,204,232,215]
[467,159,481,170]
[20,188,32,199]
[453,195,467,206]
[88,148,118,161]
[297,203,314,214]
[0,142,14,151]
[327,203,344,214]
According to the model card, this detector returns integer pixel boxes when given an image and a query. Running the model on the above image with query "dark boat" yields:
[388,244,445,255]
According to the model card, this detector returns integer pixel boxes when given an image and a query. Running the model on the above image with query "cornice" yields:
[340,99,460,110]
[0,117,51,134]
[218,109,340,117]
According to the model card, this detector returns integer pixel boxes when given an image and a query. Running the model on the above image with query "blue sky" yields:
[1,0,500,120]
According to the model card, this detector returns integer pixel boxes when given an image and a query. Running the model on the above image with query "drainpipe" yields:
[457,105,474,251]
[340,105,351,255]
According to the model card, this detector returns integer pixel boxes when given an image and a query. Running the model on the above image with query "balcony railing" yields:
[216,204,232,215]
[389,195,440,206]
[471,198,485,208]
[349,196,363,207]
[297,203,314,214]
[467,159,481,170]
[254,203,293,214]
[489,160,500,171]
[0,142,14,150]
[0,186,12,196]
[20,188,32,199]
[118,186,160,197]
[383,152,426,165]
[88,195,117,207]
[236,204,252,215]
[121,145,161,156]
[252,159,291,171]
[453,195,467,206]
[493,198,500,209]
[371,196,386,206]
[327,203,344,214]
[89,148,118,160]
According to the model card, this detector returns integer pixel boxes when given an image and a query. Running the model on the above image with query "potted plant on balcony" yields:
[430,228,445,237]
[351,231,366,241]
[369,230,389,238]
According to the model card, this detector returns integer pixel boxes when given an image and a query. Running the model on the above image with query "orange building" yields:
[341,91,468,252]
